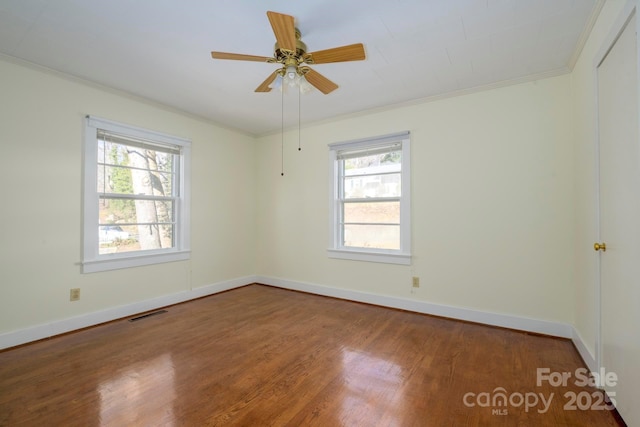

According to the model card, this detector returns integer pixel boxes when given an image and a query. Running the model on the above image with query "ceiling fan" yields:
[210,11,366,94]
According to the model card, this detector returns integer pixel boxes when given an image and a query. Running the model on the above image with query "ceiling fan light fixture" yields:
[286,65,297,80]
[283,65,300,87]
[268,74,283,90]
[298,75,313,94]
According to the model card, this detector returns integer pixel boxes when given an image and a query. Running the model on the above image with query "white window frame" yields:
[328,131,411,265]
[82,115,191,273]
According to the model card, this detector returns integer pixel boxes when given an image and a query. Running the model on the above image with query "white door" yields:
[597,9,640,425]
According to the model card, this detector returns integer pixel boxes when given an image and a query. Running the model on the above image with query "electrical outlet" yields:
[70,288,80,301]
[412,277,420,288]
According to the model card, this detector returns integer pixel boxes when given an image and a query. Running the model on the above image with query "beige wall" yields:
[256,74,576,324]
[0,58,257,334]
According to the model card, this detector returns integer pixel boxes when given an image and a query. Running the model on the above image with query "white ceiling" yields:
[0,0,600,136]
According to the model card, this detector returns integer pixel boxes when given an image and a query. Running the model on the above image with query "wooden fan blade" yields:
[307,43,365,64]
[211,51,272,62]
[255,70,279,92]
[304,68,338,94]
[267,11,296,52]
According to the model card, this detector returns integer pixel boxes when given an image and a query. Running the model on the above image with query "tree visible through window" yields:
[98,131,177,254]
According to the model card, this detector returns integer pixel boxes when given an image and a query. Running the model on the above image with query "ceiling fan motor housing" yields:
[274,28,307,63]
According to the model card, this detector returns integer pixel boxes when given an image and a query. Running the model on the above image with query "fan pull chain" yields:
[298,88,301,151]
[281,85,284,176]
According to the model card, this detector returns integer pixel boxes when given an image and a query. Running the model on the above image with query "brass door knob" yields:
[594,242,607,252]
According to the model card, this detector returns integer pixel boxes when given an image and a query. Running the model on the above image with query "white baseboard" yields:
[260,276,598,369]
[0,275,257,350]
[257,275,579,338]
[571,328,597,372]
[2,274,596,370]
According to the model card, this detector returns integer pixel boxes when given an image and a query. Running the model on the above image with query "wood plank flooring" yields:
[0,284,625,426]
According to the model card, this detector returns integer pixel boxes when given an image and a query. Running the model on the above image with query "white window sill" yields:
[327,248,411,265]
[82,250,190,273]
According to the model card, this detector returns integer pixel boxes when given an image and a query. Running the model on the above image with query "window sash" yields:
[97,134,179,197]
[338,160,402,249]
[341,199,401,226]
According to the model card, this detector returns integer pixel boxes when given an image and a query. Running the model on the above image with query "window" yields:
[328,131,411,265]
[83,116,190,273]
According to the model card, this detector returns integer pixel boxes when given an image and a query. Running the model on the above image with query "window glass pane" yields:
[99,225,138,254]
[343,150,401,175]
[98,223,174,254]
[98,140,175,196]
[344,172,401,199]
[343,224,400,250]
[343,201,399,224]
[99,139,175,172]
[129,168,174,197]
[136,223,174,250]
[97,166,174,196]
[97,165,130,194]
[99,198,174,224]
[99,198,136,224]
[131,199,174,224]
[98,140,128,166]
[126,148,174,174]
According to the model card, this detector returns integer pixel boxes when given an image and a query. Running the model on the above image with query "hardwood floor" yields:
[0,284,624,426]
